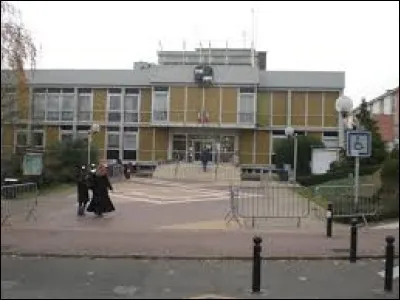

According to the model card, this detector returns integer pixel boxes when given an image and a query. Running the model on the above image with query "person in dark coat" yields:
[86,164,115,217]
[76,165,90,216]
[200,147,211,172]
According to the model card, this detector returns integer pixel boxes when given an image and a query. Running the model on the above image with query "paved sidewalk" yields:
[1,226,399,259]
[2,179,398,259]
[2,256,399,299]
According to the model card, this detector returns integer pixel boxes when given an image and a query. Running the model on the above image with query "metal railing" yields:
[152,161,241,183]
[1,182,38,226]
[226,181,310,228]
[311,184,381,225]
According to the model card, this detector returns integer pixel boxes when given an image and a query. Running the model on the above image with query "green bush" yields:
[274,135,323,177]
[1,153,24,180]
[42,139,99,186]
[381,158,399,184]
[379,158,399,220]
[298,165,380,187]
[378,189,399,220]
[389,147,399,159]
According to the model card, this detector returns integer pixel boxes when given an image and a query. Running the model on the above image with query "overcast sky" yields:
[11,1,399,106]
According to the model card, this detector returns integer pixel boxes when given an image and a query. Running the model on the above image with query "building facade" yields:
[1,47,345,166]
[360,87,399,150]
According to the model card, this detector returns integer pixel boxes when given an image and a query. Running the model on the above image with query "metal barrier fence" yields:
[152,161,241,183]
[1,182,38,226]
[311,184,381,225]
[226,181,310,228]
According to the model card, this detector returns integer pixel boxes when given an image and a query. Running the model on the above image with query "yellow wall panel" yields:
[140,88,152,123]
[46,126,59,147]
[170,87,185,122]
[291,92,306,126]
[308,92,323,126]
[221,88,237,123]
[154,128,169,161]
[93,89,106,122]
[324,92,340,127]
[138,128,153,161]
[239,130,254,164]
[272,91,287,126]
[186,87,203,123]
[255,131,270,164]
[204,88,220,123]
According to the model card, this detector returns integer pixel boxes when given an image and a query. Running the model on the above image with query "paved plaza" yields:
[1,177,399,260]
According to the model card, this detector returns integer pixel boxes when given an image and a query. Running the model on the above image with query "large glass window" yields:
[33,93,46,120]
[238,87,255,124]
[124,89,139,123]
[107,127,120,160]
[61,93,74,121]
[108,89,122,122]
[152,87,168,122]
[47,92,60,121]
[78,88,92,122]
[123,132,137,160]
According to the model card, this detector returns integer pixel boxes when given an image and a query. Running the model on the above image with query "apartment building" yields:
[1,47,345,166]
[360,87,399,150]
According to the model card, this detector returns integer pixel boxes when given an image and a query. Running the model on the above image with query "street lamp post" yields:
[285,126,298,184]
[335,95,354,150]
[88,123,100,166]
[335,96,359,206]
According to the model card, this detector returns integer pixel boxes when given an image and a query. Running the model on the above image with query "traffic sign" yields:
[346,130,372,157]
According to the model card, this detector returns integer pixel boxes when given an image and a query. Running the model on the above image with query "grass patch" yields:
[298,173,381,212]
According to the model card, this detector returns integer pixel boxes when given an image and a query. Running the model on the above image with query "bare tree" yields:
[1,0,37,125]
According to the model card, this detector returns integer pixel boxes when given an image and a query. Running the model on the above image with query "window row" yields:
[29,87,257,124]
[106,132,137,160]
[33,88,91,122]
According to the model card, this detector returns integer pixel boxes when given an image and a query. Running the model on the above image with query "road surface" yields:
[1,256,398,299]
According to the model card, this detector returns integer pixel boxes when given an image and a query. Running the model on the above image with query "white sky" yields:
[11,0,400,106]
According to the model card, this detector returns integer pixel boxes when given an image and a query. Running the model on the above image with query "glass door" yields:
[192,139,214,162]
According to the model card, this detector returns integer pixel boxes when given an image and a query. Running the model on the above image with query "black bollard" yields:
[384,235,395,292]
[252,236,263,293]
[326,202,333,238]
[349,218,358,263]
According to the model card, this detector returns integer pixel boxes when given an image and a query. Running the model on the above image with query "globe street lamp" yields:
[335,95,354,148]
[285,126,298,184]
[335,95,360,207]
[88,123,100,166]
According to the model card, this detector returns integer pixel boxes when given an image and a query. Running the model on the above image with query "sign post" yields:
[346,131,372,208]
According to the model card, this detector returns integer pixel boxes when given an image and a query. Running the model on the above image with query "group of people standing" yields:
[75,163,115,217]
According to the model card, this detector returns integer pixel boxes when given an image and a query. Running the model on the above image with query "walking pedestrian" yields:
[86,164,115,217]
[201,146,211,172]
[75,164,90,216]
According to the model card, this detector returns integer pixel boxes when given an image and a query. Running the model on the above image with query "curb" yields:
[2,251,399,261]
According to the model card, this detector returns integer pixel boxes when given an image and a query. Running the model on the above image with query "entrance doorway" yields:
[192,139,213,162]
[171,132,236,163]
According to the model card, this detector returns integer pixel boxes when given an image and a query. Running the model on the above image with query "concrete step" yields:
[153,163,241,182]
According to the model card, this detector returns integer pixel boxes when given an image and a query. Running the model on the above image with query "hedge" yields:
[297,165,380,187]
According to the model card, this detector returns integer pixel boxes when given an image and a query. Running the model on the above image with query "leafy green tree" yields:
[274,135,324,177]
[355,99,387,165]
[43,139,99,184]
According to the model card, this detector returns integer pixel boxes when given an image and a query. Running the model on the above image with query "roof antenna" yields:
[251,8,255,67]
